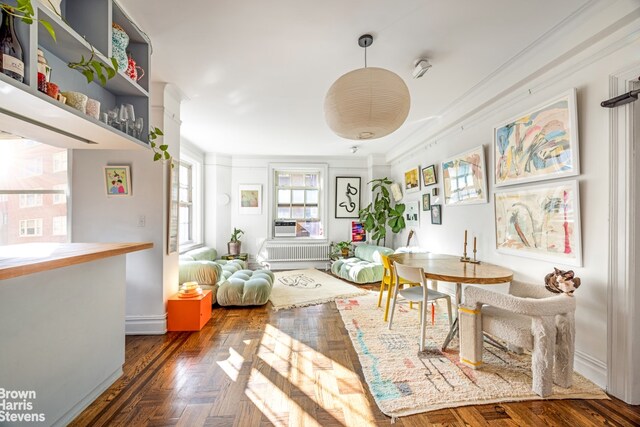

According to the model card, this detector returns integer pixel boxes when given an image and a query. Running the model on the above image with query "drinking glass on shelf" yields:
[125,104,135,135]
[119,104,129,133]
[134,117,144,139]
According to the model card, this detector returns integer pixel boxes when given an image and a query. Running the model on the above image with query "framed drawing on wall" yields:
[421,164,437,187]
[404,166,420,194]
[442,145,488,206]
[167,160,179,254]
[104,165,132,197]
[494,88,579,187]
[404,201,420,227]
[494,179,582,266]
[239,184,262,215]
[335,176,361,218]
[422,193,431,211]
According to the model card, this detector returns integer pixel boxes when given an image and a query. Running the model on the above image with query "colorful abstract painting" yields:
[238,184,262,214]
[494,89,579,187]
[494,180,582,266]
[441,146,487,206]
[404,167,420,194]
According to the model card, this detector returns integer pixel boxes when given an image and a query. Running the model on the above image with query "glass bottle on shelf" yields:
[0,7,24,83]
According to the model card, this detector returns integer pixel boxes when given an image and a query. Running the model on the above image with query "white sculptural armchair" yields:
[458,281,576,397]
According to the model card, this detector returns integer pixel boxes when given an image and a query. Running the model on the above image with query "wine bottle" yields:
[0,7,24,83]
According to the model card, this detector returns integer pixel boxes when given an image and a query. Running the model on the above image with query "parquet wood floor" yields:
[72,290,640,426]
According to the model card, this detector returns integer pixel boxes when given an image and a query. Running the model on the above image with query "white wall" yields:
[204,155,372,258]
[72,83,181,334]
[387,33,640,388]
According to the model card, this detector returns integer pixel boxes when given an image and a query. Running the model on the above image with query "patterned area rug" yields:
[270,269,367,311]
[335,292,607,418]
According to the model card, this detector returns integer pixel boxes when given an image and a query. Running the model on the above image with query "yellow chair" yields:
[378,254,421,322]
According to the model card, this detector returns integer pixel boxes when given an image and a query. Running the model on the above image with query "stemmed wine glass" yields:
[118,104,129,134]
[125,104,135,136]
[134,117,144,139]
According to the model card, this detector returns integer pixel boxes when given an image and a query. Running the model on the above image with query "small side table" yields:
[167,289,212,332]
[221,253,248,261]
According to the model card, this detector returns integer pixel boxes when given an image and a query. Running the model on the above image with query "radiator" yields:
[262,242,331,262]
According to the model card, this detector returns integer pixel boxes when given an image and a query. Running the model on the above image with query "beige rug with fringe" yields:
[269,268,367,311]
[335,292,608,419]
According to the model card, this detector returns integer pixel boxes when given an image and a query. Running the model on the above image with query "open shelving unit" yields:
[0,0,151,149]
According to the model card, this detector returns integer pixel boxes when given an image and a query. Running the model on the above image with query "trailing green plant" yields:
[149,127,175,167]
[0,1,55,40]
[1,0,119,85]
[230,228,244,243]
[358,178,406,246]
[67,47,118,86]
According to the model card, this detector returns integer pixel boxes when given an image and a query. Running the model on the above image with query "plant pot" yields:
[228,241,241,255]
[341,248,349,257]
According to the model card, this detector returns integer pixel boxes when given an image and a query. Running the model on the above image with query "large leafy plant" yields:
[358,178,406,246]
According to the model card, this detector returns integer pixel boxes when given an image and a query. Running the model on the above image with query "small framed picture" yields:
[404,167,420,194]
[239,184,262,215]
[404,201,420,227]
[422,193,431,211]
[431,204,442,225]
[104,166,132,197]
[421,164,437,187]
[432,187,439,197]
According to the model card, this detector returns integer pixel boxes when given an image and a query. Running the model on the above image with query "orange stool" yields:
[167,289,212,331]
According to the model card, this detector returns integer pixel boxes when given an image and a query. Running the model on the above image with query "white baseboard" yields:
[574,350,607,389]
[52,367,122,427]
[125,313,167,335]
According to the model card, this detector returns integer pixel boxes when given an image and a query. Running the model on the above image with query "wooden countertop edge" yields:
[0,242,154,280]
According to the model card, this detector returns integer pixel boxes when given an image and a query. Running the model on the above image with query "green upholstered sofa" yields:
[331,244,394,284]
[178,247,247,304]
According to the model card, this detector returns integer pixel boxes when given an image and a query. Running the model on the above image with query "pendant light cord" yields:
[364,45,368,68]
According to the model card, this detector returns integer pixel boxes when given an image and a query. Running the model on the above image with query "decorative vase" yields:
[125,53,145,81]
[111,24,129,72]
[228,242,241,255]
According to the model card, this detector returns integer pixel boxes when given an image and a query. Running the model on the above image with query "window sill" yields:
[179,242,203,254]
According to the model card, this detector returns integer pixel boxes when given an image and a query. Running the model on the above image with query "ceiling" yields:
[120,0,589,157]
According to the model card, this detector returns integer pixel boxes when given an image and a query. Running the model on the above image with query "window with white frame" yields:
[19,219,43,237]
[273,168,325,238]
[178,161,193,245]
[52,216,67,235]
[19,193,43,208]
[0,140,69,245]
[52,152,67,173]
[52,184,67,204]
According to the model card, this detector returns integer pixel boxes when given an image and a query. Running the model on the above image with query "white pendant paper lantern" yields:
[324,35,410,141]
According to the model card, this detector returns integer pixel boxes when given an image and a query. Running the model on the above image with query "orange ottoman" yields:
[167,289,212,331]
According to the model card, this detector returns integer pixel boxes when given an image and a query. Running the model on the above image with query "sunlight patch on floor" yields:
[216,346,244,382]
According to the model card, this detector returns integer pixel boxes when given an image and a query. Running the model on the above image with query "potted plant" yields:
[228,227,244,255]
[332,241,353,258]
[359,178,406,246]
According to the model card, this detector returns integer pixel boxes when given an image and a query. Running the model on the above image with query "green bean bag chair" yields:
[331,244,394,284]
[217,269,275,306]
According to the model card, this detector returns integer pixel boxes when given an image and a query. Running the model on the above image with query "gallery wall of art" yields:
[388,37,640,388]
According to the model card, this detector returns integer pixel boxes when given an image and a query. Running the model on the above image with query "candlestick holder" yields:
[467,248,481,264]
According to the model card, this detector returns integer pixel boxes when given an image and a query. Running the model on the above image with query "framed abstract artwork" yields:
[335,176,361,218]
[431,204,442,225]
[494,179,582,266]
[351,221,367,242]
[404,167,420,194]
[441,145,488,206]
[421,164,437,186]
[422,193,431,211]
[104,165,131,197]
[404,201,420,227]
[494,88,579,187]
[239,184,262,215]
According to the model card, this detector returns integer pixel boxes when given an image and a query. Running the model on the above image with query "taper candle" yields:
[473,237,477,252]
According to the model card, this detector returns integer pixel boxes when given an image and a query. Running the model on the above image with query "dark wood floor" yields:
[72,292,640,426]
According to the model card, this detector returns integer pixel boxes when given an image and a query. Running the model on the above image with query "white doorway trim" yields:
[607,62,640,404]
